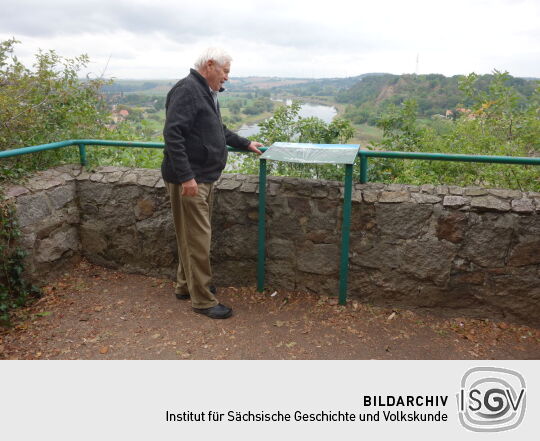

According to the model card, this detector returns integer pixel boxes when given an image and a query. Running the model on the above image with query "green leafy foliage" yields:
[369,72,540,190]
[233,101,355,179]
[0,39,118,177]
[242,97,274,115]
[0,196,40,326]
[338,72,537,124]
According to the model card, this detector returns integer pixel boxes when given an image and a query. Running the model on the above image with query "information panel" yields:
[260,142,360,165]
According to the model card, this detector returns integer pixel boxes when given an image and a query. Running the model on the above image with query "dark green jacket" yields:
[161,69,250,184]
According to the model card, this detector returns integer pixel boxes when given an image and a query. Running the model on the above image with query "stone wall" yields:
[5,167,81,277]
[4,165,540,326]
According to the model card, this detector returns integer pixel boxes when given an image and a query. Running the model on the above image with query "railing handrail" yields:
[0,139,164,159]
[0,139,266,160]
[1,139,539,184]
[357,149,540,165]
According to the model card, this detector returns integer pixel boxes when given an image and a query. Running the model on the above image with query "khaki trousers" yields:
[166,181,218,309]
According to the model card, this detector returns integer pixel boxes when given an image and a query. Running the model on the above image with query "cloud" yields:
[1,0,539,78]
[0,0,382,50]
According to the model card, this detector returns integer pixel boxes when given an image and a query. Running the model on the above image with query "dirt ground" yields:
[1,259,539,360]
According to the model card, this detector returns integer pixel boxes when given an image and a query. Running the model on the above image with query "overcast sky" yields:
[1,0,539,80]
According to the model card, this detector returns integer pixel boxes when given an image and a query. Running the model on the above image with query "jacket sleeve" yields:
[223,124,251,150]
[163,86,197,183]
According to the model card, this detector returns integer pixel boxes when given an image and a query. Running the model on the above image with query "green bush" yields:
[370,72,540,190]
[232,101,355,179]
[0,39,118,177]
[0,197,40,326]
[0,39,165,177]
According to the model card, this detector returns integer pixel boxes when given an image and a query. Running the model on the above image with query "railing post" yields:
[360,153,368,183]
[257,158,267,292]
[339,163,353,305]
[78,144,87,167]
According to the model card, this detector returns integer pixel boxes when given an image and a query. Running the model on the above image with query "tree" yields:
[234,101,356,179]
[229,100,242,115]
[369,72,540,190]
[243,97,274,115]
[0,39,113,179]
[376,99,425,152]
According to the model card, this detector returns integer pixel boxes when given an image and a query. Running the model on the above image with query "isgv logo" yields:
[457,367,526,432]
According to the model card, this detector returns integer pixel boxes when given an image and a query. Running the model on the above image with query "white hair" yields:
[194,47,233,70]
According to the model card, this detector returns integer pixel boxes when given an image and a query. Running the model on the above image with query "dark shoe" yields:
[193,303,232,319]
[175,285,216,300]
[175,293,190,300]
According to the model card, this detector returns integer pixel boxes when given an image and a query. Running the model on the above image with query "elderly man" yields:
[162,48,263,319]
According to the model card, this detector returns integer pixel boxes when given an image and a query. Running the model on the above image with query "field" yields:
[352,123,383,146]
[103,77,315,96]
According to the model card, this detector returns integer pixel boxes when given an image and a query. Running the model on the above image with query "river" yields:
[237,99,337,138]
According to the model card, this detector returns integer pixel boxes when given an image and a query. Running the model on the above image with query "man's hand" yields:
[247,141,264,155]
[181,178,198,196]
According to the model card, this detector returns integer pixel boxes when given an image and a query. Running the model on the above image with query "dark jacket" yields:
[161,69,250,184]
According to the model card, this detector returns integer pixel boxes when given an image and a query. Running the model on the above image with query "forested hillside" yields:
[336,73,538,124]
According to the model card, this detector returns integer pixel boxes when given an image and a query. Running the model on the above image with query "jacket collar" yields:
[190,68,210,89]
[189,69,221,116]
[189,68,225,93]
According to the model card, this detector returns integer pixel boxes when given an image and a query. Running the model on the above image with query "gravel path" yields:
[1,260,539,360]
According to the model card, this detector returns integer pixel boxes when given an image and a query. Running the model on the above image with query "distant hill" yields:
[227,77,313,90]
[335,73,539,119]
[99,74,385,95]
[100,80,176,95]
[257,73,388,96]
[100,77,318,95]
[100,74,539,120]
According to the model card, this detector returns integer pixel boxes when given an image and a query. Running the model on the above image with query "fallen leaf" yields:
[177,351,190,359]
[100,346,109,354]
[278,298,289,310]
[285,342,297,348]
[94,306,104,312]
[274,320,286,328]
[387,312,396,321]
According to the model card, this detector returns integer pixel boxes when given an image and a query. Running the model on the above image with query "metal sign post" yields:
[256,142,360,305]
[257,157,267,293]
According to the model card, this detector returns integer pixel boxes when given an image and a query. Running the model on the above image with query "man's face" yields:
[206,60,230,91]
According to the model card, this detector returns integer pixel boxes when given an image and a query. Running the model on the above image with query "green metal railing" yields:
[358,150,540,183]
[0,139,164,165]
[3,139,538,182]
[2,139,540,305]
